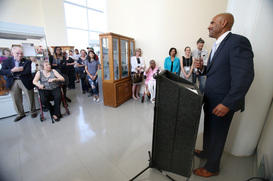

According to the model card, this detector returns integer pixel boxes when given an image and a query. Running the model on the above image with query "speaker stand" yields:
[129,151,176,181]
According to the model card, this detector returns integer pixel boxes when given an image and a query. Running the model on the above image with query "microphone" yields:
[196,52,202,75]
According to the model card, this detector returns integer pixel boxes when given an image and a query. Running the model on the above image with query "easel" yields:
[129,151,175,181]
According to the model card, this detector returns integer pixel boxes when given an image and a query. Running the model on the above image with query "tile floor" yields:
[0,83,254,181]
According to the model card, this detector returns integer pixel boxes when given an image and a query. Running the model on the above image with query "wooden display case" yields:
[50,46,74,53]
[99,32,135,107]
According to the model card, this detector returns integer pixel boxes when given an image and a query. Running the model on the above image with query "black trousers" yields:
[202,102,235,173]
[40,87,62,116]
[80,77,89,92]
[67,70,75,89]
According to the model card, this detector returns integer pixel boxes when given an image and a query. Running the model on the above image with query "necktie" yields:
[210,42,217,61]
[207,42,217,67]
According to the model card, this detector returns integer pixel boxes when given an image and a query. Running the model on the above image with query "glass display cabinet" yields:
[99,32,135,107]
[50,46,74,53]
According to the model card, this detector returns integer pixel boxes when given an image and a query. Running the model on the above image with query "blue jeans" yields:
[87,76,98,96]
[193,73,206,94]
[75,67,79,74]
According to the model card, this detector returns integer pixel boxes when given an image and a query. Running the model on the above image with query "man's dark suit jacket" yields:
[0,57,34,90]
[203,32,254,112]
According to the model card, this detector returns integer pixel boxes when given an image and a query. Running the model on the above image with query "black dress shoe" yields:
[31,113,37,118]
[52,117,60,122]
[14,115,26,122]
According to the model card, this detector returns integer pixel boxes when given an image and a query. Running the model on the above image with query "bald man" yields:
[0,47,37,122]
[193,13,254,177]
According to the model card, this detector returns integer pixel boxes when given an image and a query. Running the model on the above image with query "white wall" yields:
[107,0,228,70]
[258,101,273,175]
[0,0,44,27]
[0,0,68,47]
[41,0,68,46]
[225,0,273,160]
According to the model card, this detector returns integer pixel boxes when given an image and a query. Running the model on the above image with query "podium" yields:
[130,70,203,180]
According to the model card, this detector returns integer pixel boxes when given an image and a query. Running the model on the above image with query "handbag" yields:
[131,72,143,83]
[79,69,87,79]
[80,72,86,79]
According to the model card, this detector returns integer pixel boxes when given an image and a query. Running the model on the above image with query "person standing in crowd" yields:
[180,46,195,82]
[86,47,94,97]
[164,47,180,75]
[131,48,145,100]
[77,49,89,94]
[193,13,254,177]
[144,60,160,104]
[64,51,75,89]
[73,49,81,83]
[87,47,99,60]
[85,50,100,102]
[0,49,11,65]
[30,57,37,78]
[49,47,71,103]
[33,61,64,122]
[0,47,37,122]
[192,38,208,93]
[73,49,81,60]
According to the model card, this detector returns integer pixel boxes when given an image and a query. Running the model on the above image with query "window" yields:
[64,0,106,51]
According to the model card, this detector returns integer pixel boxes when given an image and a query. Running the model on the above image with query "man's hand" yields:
[11,67,24,73]
[195,59,203,71]
[18,67,24,71]
[212,103,230,117]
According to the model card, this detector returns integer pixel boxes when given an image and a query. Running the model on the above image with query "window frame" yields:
[63,0,106,48]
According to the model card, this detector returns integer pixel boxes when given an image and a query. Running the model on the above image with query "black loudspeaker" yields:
[152,70,203,177]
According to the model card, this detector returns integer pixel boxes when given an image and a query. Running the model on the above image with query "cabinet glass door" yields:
[113,38,119,80]
[101,37,110,80]
[121,39,128,78]
[130,41,134,58]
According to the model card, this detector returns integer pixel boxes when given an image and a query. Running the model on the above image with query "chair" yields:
[36,84,70,123]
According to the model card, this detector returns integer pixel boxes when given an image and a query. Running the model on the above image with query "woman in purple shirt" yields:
[85,51,100,103]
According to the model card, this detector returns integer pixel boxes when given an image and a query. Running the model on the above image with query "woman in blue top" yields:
[77,49,89,94]
[85,51,100,103]
[164,47,180,75]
